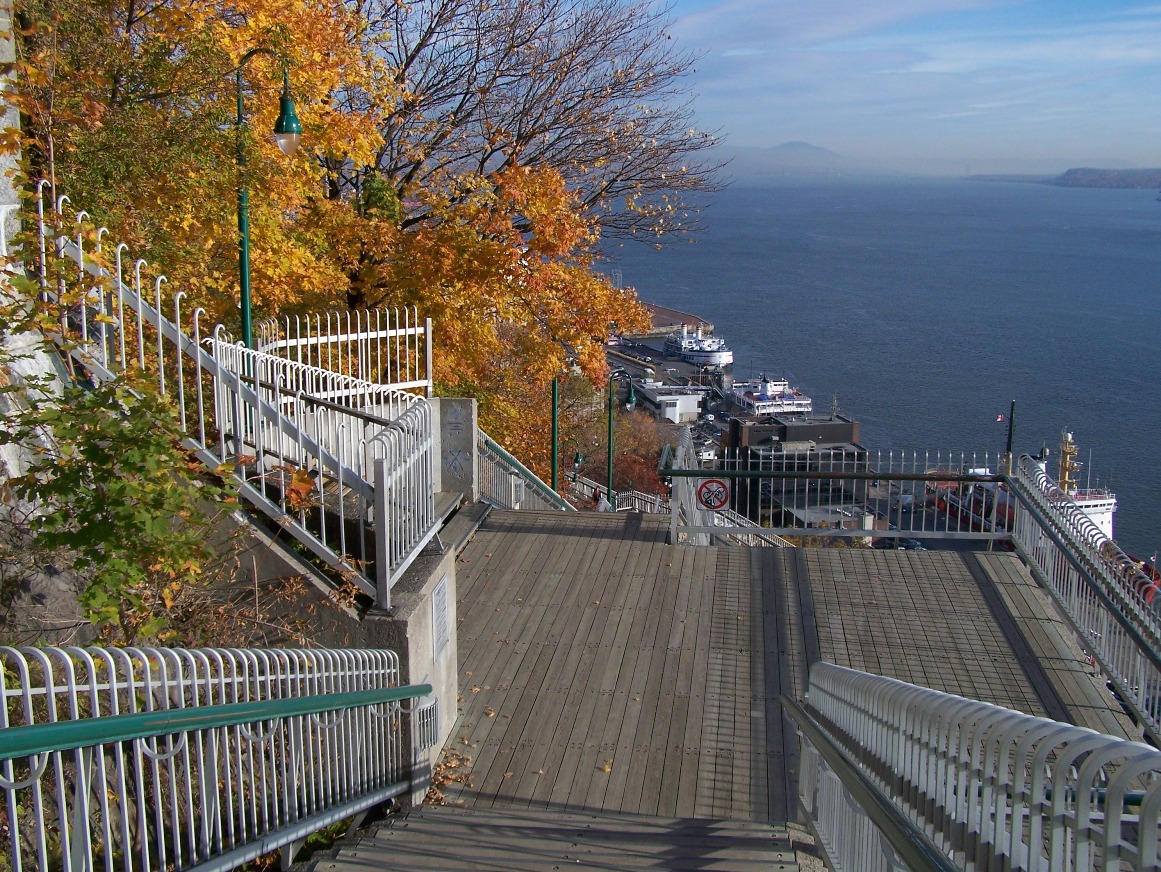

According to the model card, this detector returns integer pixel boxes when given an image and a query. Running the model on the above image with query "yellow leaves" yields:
[284,467,317,513]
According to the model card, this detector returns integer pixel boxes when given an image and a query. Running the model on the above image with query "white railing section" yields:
[667,429,793,547]
[669,431,1009,545]
[568,473,667,512]
[256,308,432,396]
[0,645,435,872]
[476,430,574,512]
[28,185,440,607]
[209,339,437,604]
[614,488,668,513]
[801,662,1161,872]
[1009,455,1161,742]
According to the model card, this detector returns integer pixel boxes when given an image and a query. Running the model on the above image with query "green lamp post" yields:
[551,377,560,490]
[606,369,636,501]
[237,55,302,349]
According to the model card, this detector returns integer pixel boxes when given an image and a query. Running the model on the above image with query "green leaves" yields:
[3,357,236,643]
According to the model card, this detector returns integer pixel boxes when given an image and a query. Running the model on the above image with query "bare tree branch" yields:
[336,0,723,240]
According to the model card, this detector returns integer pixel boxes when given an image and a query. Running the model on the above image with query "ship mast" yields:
[1058,431,1080,496]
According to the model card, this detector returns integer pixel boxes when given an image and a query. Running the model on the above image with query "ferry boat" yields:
[730,374,813,417]
[664,325,733,366]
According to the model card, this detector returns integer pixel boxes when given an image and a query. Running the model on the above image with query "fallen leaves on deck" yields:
[424,750,474,805]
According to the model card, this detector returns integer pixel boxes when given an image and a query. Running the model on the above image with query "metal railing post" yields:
[374,456,391,610]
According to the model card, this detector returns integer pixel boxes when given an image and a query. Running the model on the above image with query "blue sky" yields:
[667,0,1161,173]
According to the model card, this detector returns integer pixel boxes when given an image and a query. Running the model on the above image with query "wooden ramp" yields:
[313,508,1132,870]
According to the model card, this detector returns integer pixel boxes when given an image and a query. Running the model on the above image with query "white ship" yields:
[1044,431,1117,542]
[664,325,734,366]
[731,374,813,417]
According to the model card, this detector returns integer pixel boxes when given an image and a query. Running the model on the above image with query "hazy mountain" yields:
[715,142,857,182]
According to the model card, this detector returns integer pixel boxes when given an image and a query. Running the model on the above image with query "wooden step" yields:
[311,805,803,871]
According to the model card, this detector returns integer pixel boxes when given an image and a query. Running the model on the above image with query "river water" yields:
[601,176,1161,558]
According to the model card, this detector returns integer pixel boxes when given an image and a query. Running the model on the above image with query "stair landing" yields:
[313,806,805,871]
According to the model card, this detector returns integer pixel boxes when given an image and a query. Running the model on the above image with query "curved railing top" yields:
[1014,454,1160,621]
[804,661,1161,872]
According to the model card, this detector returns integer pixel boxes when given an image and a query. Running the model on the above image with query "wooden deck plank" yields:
[655,546,702,818]
[620,547,683,814]
[323,805,799,872]
[529,520,626,808]
[443,516,551,804]
[676,545,715,819]
[588,536,669,812]
[448,517,592,806]
[511,524,624,803]
[445,511,1127,837]
[479,543,597,806]
[569,533,668,812]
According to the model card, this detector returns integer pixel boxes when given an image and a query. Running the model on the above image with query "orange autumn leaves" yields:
[4,0,648,460]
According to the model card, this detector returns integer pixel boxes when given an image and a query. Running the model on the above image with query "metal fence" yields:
[0,645,435,872]
[1008,455,1161,743]
[666,429,795,547]
[476,431,574,511]
[799,661,1161,872]
[26,185,440,607]
[255,308,432,396]
[668,428,1009,546]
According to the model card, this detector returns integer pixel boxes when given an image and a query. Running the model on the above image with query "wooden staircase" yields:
[311,805,809,871]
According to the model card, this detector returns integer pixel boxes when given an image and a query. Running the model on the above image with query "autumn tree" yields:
[4,0,393,325]
[362,161,649,456]
[571,399,673,499]
[3,0,683,465]
[332,0,721,252]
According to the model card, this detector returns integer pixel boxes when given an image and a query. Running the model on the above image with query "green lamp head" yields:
[273,70,302,156]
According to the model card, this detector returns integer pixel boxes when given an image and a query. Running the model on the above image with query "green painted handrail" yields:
[480,432,574,511]
[0,683,432,760]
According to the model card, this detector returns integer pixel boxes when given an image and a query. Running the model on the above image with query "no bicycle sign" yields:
[695,478,731,512]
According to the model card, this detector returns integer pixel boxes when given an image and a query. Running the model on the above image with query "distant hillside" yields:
[968,168,1161,189]
[715,142,853,181]
[765,141,843,166]
[1048,168,1161,188]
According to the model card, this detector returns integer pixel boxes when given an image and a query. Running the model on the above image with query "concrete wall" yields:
[431,397,477,501]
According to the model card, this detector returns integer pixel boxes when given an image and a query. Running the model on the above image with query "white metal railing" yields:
[614,488,668,513]
[0,645,436,872]
[1009,455,1161,742]
[26,185,439,607]
[476,430,574,511]
[568,473,667,512]
[667,427,1009,545]
[799,661,1161,872]
[666,429,793,546]
[256,308,432,396]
